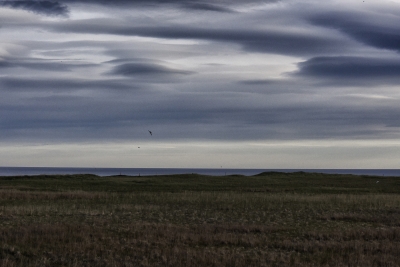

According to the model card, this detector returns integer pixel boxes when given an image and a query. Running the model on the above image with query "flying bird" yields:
[148,130,152,136]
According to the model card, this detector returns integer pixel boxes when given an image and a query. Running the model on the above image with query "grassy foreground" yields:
[0,172,400,266]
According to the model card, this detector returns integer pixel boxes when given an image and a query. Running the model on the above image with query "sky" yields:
[1,0,400,168]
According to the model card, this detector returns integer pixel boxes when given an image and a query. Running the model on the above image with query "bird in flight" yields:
[148,130,152,136]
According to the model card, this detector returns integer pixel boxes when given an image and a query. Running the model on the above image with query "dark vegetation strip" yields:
[0,172,399,266]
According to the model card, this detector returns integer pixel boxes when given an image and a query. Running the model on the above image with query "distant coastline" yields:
[0,167,399,177]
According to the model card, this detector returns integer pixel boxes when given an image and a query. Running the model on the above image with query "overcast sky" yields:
[1,0,400,168]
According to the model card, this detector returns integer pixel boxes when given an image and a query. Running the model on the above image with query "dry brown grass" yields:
[0,173,400,266]
[1,222,400,266]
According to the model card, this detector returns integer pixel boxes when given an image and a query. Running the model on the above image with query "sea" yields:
[0,167,399,177]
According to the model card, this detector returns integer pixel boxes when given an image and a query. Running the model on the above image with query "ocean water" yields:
[0,167,399,177]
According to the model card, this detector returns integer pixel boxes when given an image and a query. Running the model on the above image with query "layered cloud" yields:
[0,0,278,16]
[2,0,400,168]
[0,0,69,16]
[309,10,400,52]
[50,20,354,57]
[294,56,400,85]
[109,62,194,78]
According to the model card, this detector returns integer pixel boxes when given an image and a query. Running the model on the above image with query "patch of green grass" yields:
[1,172,397,193]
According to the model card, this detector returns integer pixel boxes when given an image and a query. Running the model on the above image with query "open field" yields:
[0,172,400,266]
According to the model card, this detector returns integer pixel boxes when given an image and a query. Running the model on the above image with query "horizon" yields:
[1,166,399,178]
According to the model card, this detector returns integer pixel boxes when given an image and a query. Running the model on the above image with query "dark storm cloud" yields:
[0,77,136,91]
[294,56,400,84]
[52,21,350,56]
[180,2,233,12]
[0,61,13,68]
[0,0,69,16]
[0,0,275,15]
[109,62,193,77]
[309,12,400,52]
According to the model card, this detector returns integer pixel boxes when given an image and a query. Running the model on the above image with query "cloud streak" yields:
[0,0,69,16]
[294,56,400,85]
[50,20,353,56]
[109,62,194,78]
[0,0,278,16]
[309,10,400,52]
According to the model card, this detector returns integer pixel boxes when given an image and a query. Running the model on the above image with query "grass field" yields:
[0,172,399,266]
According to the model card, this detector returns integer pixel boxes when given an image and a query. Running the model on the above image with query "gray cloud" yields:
[294,56,400,85]
[309,11,400,52]
[238,79,282,85]
[0,58,89,72]
[0,0,69,16]
[51,20,352,56]
[0,61,13,68]
[2,88,400,142]
[109,62,193,77]
[0,77,137,91]
[0,0,276,16]
[2,0,400,150]
[180,2,234,12]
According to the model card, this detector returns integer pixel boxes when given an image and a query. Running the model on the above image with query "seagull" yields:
[148,130,152,136]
